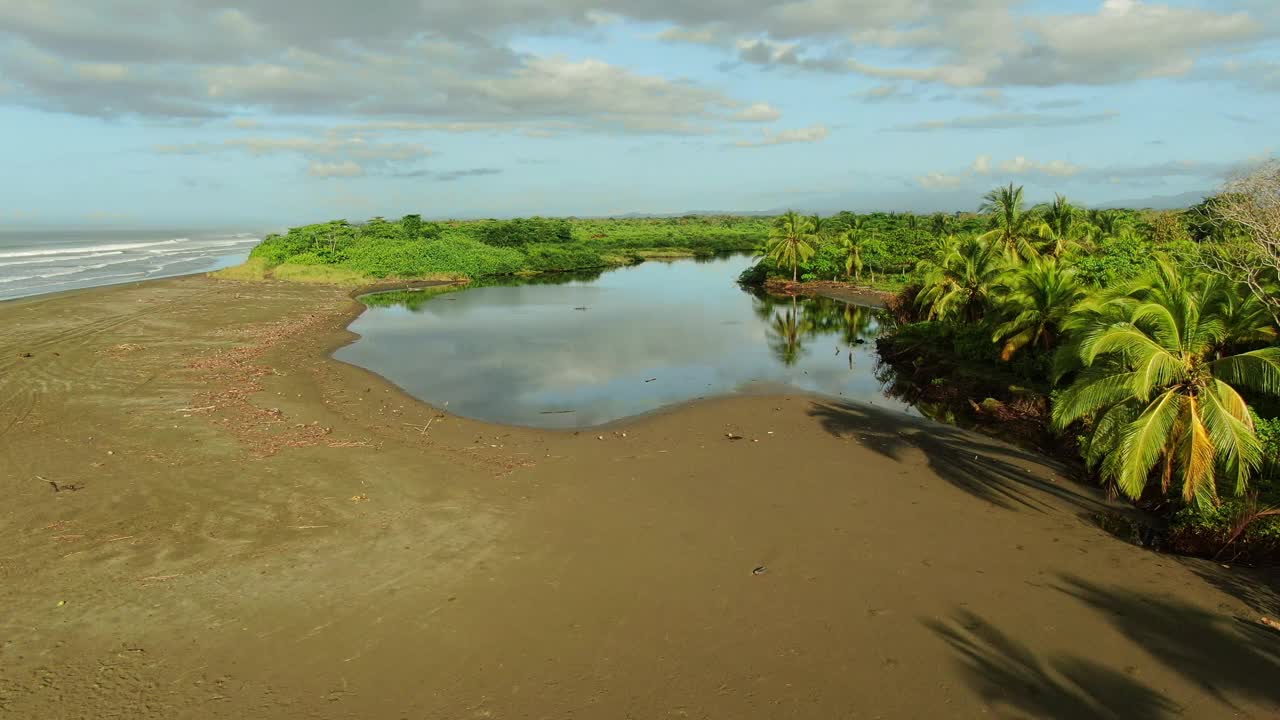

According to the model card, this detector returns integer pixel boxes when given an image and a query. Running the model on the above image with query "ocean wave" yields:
[0,250,128,268]
[0,238,185,260]
[0,260,133,284]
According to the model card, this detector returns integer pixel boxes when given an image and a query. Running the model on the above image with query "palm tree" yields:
[1052,258,1280,506]
[1196,275,1277,355]
[809,214,833,241]
[979,183,1049,262]
[1085,208,1130,240]
[904,213,921,248]
[766,211,817,282]
[929,212,953,239]
[1038,194,1087,258]
[916,235,1007,323]
[992,257,1087,360]
[839,216,870,282]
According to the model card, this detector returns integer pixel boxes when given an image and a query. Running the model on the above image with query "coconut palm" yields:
[1039,194,1088,258]
[1052,258,1280,506]
[1085,208,1131,240]
[929,212,953,239]
[993,257,1088,360]
[904,213,921,248]
[809,214,833,241]
[1202,275,1278,353]
[766,211,817,282]
[839,216,870,282]
[979,183,1049,262]
[916,235,1007,323]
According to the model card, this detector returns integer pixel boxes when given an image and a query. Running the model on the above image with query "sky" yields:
[0,0,1278,230]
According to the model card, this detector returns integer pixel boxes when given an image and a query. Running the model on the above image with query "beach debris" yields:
[573,306,589,311]
[57,600,66,607]
[597,435,605,440]
[100,343,144,357]
[644,378,657,383]
[351,494,369,502]
[725,433,744,441]
[106,450,114,456]
[19,352,32,358]
[1262,617,1279,631]
[36,475,82,493]
[752,566,768,576]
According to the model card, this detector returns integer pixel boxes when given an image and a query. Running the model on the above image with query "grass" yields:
[210,258,461,287]
[631,248,701,259]
[209,257,271,281]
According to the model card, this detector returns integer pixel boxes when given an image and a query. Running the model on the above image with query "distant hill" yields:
[1095,190,1209,210]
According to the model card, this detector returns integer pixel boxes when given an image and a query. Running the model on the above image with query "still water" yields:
[336,254,916,428]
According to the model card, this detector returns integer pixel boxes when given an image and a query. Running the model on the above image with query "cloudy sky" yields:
[1,0,1277,228]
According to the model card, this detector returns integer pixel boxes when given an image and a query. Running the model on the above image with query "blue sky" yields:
[0,0,1277,230]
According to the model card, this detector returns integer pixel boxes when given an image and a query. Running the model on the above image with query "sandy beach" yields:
[1,274,1277,719]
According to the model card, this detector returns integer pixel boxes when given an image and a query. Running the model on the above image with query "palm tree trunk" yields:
[793,262,798,282]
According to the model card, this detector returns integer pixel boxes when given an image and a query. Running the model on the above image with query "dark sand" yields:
[1,275,1277,719]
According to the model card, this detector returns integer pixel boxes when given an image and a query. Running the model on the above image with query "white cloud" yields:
[76,62,127,81]
[655,1,1266,89]
[732,102,782,122]
[155,130,436,179]
[0,3,773,135]
[999,156,1083,177]
[892,110,1119,132]
[917,153,1084,189]
[307,161,364,178]
[734,124,829,148]
[917,172,966,189]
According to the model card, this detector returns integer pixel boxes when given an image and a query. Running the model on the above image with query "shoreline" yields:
[2,273,1277,718]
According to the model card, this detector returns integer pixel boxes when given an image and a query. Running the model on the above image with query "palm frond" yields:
[1210,348,1280,396]
[1111,391,1183,500]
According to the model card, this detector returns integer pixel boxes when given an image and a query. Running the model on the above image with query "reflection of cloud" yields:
[338,257,913,427]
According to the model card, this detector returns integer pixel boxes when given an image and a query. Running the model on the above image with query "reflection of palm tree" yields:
[767,297,812,366]
[840,304,880,345]
[749,291,782,322]
[761,294,888,366]
[801,295,884,345]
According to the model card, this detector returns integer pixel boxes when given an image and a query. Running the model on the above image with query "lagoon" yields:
[337,254,915,428]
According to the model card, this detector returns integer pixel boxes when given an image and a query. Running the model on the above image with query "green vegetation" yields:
[233,215,767,283]
[753,168,1278,560]
[738,164,1279,558]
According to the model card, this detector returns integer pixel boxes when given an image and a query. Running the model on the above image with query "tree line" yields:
[756,165,1280,557]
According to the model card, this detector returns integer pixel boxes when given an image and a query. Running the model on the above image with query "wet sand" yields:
[1,275,1277,719]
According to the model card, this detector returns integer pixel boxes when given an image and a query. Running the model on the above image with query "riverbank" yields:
[763,277,896,307]
[1,274,1277,718]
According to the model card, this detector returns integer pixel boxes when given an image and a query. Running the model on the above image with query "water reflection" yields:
[338,255,914,428]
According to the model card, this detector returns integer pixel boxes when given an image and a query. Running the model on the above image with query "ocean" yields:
[0,229,262,301]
